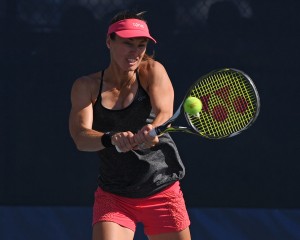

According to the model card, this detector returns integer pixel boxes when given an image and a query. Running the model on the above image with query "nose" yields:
[129,45,140,53]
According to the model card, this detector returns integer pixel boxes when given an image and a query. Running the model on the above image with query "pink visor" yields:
[107,19,157,43]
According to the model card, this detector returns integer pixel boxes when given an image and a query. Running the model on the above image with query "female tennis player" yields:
[69,10,191,240]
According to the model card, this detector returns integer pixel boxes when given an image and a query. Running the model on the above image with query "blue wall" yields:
[1,207,300,239]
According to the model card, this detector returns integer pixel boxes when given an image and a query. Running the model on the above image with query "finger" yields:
[134,131,145,145]
[129,134,138,148]
[111,132,130,152]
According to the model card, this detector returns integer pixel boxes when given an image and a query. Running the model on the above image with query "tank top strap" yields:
[136,69,140,85]
[97,70,105,100]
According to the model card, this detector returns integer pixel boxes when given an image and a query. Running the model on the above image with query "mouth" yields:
[127,58,138,65]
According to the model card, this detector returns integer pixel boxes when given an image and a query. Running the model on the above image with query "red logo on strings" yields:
[199,86,248,122]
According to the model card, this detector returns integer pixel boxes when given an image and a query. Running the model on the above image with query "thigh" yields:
[92,221,135,240]
[148,227,191,240]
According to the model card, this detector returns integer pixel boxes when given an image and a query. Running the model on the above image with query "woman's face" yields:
[108,35,148,71]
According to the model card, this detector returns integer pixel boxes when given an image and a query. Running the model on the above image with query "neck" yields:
[105,67,137,90]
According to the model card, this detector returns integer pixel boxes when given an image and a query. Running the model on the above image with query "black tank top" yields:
[92,70,185,198]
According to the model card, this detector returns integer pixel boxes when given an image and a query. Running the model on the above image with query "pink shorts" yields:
[92,181,190,235]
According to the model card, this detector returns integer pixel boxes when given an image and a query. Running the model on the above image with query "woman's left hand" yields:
[134,124,159,150]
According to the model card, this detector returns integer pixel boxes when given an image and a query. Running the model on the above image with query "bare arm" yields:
[147,61,174,127]
[69,77,105,152]
[134,61,174,147]
[69,76,136,152]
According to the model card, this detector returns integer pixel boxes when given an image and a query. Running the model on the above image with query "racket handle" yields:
[149,128,157,137]
[115,145,122,152]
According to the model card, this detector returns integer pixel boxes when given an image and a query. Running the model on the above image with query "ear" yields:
[106,36,111,49]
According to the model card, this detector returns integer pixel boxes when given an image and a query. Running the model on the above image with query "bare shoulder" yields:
[139,59,166,75]
[72,72,100,91]
[139,60,168,89]
[71,72,101,99]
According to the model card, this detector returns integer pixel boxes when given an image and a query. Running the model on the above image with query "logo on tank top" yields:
[138,95,147,102]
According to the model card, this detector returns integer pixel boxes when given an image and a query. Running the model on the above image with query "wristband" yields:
[101,132,114,148]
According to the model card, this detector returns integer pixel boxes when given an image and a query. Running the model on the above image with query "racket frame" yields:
[150,68,260,139]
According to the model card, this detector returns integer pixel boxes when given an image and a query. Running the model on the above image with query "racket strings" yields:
[187,70,258,138]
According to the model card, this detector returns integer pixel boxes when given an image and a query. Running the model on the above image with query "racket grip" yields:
[149,129,157,137]
[115,145,122,152]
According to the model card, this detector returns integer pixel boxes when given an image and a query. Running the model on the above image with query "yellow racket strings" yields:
[188,70,257,138]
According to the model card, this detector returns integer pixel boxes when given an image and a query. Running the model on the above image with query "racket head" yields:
[183,68,260,139]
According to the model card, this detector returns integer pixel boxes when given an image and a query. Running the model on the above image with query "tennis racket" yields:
[149,68,260,139]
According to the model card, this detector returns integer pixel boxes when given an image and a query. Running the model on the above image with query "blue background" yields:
[1,0,300,239]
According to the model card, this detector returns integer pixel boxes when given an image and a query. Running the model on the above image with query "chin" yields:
[126,65,139,72]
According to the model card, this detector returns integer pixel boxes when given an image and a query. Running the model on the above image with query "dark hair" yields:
[110,10,146,25]
[108,10,154,61]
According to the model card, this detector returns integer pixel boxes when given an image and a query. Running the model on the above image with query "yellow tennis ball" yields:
[183,96,203,115]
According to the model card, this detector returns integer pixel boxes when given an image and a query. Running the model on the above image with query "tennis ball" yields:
[183,96,202,115]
